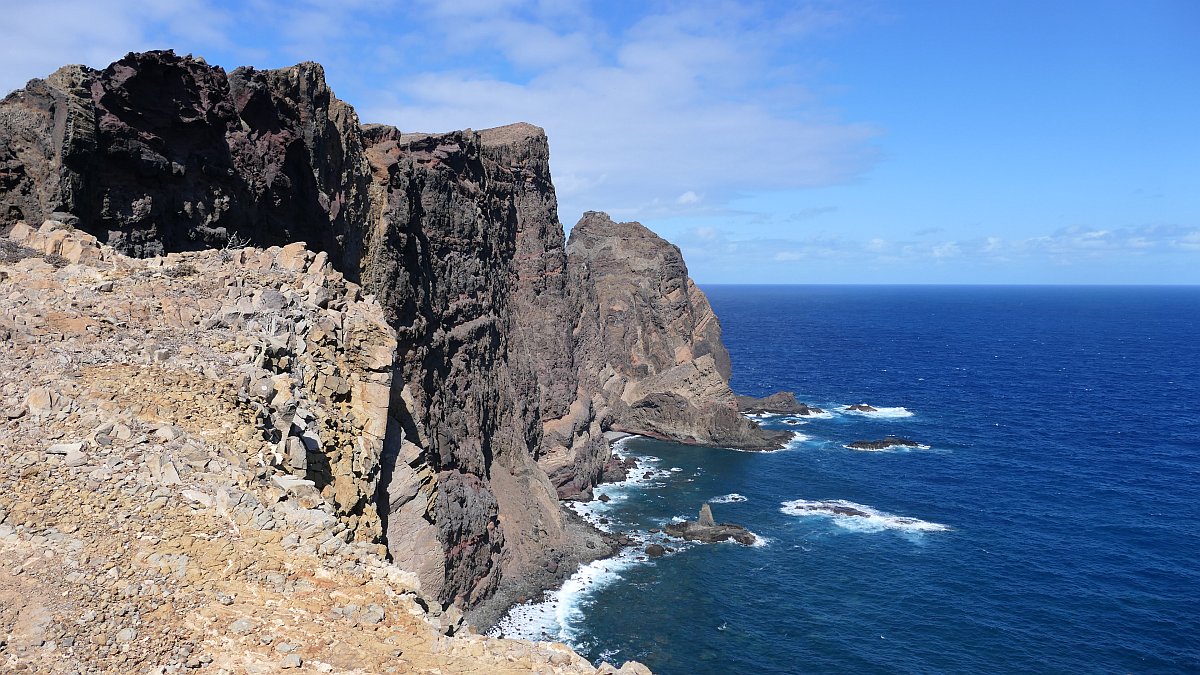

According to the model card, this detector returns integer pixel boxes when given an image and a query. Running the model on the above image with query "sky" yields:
[1,0,1197,283]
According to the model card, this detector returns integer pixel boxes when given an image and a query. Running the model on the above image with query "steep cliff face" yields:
[0,51,775,617]
[0,51,608,610]
[358,123,604,607]
[567,212,790,450]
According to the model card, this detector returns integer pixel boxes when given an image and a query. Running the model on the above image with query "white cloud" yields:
[932,242,961,259]
[361,2,880,225]
[0,0,233,95]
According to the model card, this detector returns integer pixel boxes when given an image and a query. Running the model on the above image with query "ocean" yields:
[493,285,1200,674]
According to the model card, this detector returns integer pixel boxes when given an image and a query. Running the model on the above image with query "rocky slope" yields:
[0,50,782,628]
[0,223,647,673]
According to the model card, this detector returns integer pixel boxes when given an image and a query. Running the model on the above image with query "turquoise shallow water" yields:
[497,285,1200,674]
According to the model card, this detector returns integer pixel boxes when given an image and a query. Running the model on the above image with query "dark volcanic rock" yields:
[846,437,921,450]
[567,212,790,451]
[0,51,370,268]
[847,403,878,412]
[736,391,825,416]
[645,544,666,558]
[664,504,756,546]
[0,51,788,617]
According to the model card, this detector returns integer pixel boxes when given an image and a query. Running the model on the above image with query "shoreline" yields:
[485,436,684,644]
[463,433,640,631]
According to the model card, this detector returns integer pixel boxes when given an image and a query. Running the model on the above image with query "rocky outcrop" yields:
[567,212,790,451]
[0,52,370,267]
[0,225,648,674]
[0,50,600,612]
[737,391,825,416]
[664,504,756,546]
[846,437,922,450]
[0,51,778,623]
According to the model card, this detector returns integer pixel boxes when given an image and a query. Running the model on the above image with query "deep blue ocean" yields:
[496,285,1200,674]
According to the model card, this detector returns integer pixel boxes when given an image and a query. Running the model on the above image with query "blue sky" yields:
[2,0,1196,283]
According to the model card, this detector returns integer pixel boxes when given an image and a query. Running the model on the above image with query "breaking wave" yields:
[838,405,914,418]
[779,499,950,533]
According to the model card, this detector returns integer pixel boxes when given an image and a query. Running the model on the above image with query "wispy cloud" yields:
[676,223,1200,276]
[0,1,880,232]
[362,2,881,223]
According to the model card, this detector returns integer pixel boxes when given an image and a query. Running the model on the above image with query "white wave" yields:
[567,444,671,532]
[670,467,683,472]
[779,499,950,533]
[793,409,835,419]
[489,543,645,644]
[837,404,914,418]
[841,442,932,453]
[709,493,748,504]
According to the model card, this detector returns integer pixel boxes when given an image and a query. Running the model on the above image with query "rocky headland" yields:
[0,50,784,670]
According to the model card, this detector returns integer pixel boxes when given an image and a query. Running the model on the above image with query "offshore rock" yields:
[568,212,790,450]
[847,437,922,450]
[736,391,825,416]
[664,504,756,546]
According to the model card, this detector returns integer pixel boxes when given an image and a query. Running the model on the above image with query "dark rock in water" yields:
[597,493,610,503]
[665,505,756,546]
[736,391,825,416]
[847,437,921,450]
[847,403,878,412]
[645,544,666,558]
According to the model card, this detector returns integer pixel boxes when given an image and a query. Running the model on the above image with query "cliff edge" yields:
[0,50,781,636]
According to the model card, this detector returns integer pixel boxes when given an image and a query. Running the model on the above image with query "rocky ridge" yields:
[0,50,782,625]
[0,222,648,673]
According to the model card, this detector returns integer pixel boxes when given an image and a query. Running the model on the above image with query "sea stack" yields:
[665,504,756,545]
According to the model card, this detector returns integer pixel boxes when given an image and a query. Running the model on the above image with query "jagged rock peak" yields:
[571,210,663,241]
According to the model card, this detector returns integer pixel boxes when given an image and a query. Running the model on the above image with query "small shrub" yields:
[164,262,198,278]
[0,239,37,264]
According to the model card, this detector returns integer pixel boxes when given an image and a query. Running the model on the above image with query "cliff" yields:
[0,224,646,674]
[0,50,782,630]
[567,212,791,450]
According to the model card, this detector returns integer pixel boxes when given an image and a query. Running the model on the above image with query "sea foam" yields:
[779,499,950,533]
[837,405,915,418]
[709,493,748,504]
